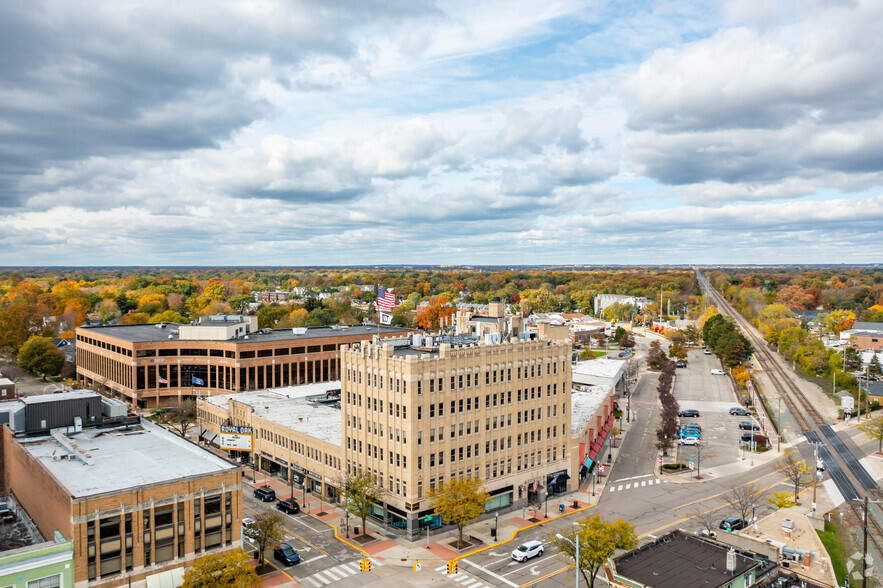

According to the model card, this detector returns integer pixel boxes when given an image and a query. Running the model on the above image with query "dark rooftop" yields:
[79,323,412,344]
[613,531,759,588]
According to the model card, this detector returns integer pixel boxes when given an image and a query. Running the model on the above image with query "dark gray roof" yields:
[853,322,883,331]
[613,531,759,588]
[79,323,412,344]
[469,316,499,323]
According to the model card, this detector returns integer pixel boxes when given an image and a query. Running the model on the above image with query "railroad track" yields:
[700,275,825,432]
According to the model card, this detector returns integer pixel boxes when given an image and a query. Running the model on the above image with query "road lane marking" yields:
[461,558,520,587]
[611,474,654,483]
[501,554,557,577]
[291,516,325,533]
[242,503,331,556]
[302,554,327,564]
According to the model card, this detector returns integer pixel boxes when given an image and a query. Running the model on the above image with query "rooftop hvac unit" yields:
[244,335,249,339]
[293,327,308,335]
[156,323,166,328]
[52,455,62,461]
[168,334,173,339]
[67,454,76,461]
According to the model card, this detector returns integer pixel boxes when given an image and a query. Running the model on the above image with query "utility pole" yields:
[862,495,868,588]
[777,397,782,453]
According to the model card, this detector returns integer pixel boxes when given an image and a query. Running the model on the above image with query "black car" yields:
[274,543,301,566]
[276,499,300,514]
[678,409,700,418]
[254,487,276,502]
[729,407,751,416]
[719,516,747,532]
[738,421,760,431]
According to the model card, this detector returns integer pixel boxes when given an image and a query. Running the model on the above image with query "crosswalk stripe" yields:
[461,579,477,586]
[626,484,631,489]
[310,572,330,585]
[336,565,356,577]
[325,568,344,581]
[306,578,324,588]
[435,565,447,572]
[640,481,645,487]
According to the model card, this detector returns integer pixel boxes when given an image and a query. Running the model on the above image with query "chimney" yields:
[726,549,737,574]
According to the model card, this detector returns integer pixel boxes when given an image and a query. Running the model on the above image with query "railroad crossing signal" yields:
[360,558,372,572]
[447,560,458,574]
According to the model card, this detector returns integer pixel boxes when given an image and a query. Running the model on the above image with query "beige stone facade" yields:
[341,337,574,539]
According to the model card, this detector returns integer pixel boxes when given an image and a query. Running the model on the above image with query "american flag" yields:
[158,375,168,385]
[377,287,395,310]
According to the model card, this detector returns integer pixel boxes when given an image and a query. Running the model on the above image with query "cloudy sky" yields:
[2,0,881,266]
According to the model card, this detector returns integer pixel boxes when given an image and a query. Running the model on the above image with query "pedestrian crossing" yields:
[300,558,382,587]
[433,564,495,588]
[607,478,667,492]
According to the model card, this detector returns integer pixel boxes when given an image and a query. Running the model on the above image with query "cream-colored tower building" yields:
[341,335,573,539]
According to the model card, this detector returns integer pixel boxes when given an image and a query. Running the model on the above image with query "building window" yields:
[27,576,61,588]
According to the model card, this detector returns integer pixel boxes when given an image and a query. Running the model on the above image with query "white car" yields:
[512,540,543,562]
[710,369,725,376]
[678,437,700,446]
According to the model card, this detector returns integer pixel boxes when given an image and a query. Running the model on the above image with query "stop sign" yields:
[657,457,663,464]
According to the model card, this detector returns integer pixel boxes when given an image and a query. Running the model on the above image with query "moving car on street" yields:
[274,543,301,566]
[276,499,300,514]
[512,540,544,562]
[254,487,276,502]
[710,369,726,376]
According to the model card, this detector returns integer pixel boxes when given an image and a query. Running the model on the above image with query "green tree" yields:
[549,514,637,587]
[340,471,386,538]
[858,415,883,454]
[180,549,260,588]
[668,342,687,360]
[17,336,65,380]
[869,354,882,380]
[244,512,285,567]
[520,288,557,314]
[427,477,490,548]
[844,347,862,372]
[148,309,189,324]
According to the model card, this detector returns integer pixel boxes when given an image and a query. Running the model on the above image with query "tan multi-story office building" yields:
[75,315,412,408]
[1,418,241,588]
[340,335,574,539]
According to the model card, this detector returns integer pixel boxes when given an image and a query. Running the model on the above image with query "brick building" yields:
[1,416,240,587]
[75,316,412,408]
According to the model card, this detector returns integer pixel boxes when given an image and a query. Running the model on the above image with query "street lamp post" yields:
[346,511,350,539]
[556,526,580,588]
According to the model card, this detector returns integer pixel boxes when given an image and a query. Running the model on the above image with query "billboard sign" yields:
[219,426,253,451]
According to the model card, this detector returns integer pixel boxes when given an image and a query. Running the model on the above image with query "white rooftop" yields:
[20,390,99,405]
[22,419,236,498]
[571,385,612,435]
[205,381,342,445]
[572,358,626,380]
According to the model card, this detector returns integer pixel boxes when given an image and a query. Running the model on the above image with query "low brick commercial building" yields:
[75,315,413,408]
[1,413,241,587]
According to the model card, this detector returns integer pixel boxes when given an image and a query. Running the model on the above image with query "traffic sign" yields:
[599,465,605,474]
[657,457,663,464]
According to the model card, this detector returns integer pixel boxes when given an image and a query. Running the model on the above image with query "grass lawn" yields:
[816,521,847,586]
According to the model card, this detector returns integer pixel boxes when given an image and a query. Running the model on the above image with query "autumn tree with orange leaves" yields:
[415,296,455,331]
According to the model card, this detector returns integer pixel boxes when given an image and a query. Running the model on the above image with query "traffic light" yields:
[360,558,372,572]
[447,560,458,574]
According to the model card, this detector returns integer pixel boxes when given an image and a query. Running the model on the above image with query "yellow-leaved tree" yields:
[180,549,260,588]
[428,477,490,549]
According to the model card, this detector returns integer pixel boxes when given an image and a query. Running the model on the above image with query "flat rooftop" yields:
[79,323,412,344]
[21,420,236,498]
[613,531,758,588]
[571,385,610,435]
[572,358,626,380]
[20,390,99,405]
[205,382,342,445]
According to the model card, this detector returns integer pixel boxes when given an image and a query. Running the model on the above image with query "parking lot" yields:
[671,349,764,469]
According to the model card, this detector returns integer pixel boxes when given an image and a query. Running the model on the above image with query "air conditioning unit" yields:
[67,454,77,461]
[52,455,62,461]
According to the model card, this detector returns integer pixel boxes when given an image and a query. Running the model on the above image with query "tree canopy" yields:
[17,336,65,380]
[180,549,260,588]
[550,514,637,587]
[427,477,490,548]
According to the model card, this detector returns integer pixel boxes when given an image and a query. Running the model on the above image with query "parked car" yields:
[274,543,301,566]
[678,409,700,418]
[704,349,712,355]
[242,517,255,529]
[618,350,632,358]
[679,424,702,433]
[729,407,751,416]
[512,540,544,562]
[676,362,687,368]
[276,499,300,514]
[719,516,747,532]
[254,487,276,502]
[679,429,701,439]
[738,421,760,431]
[678,437,700,446]
[710,369,726,376]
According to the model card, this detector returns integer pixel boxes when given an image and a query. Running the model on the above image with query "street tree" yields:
[721,477,763,523]
[550,514,637,587]
[646,340,668,370]
[165,399,197,438]
[17,336,65,381]
[682,324,701,343]
[244,512,286,567]
[858,415,883,454]
[689,507,720,537]
[427,477,490,549]
[869,354,882,380]
[844,347,862,372]
[340,470,386,537]
[686,441,716,479]
[768,491,797,509]
[668,342,687,360]
[180,549,260,588]
[777,449,811,503]
[618,330,635,349]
